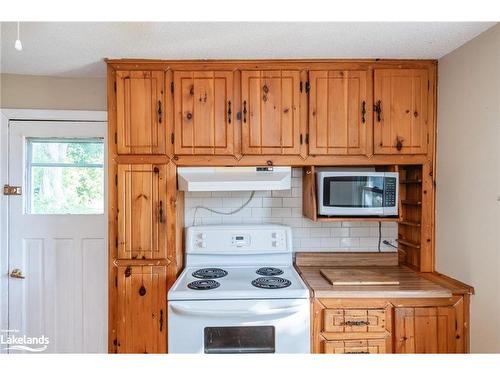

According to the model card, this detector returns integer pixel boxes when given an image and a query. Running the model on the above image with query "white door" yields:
[4,121,107,353]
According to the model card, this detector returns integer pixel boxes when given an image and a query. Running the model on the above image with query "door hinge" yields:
[115,174,118,186]
[114,81,117,92]
[305,134,309,144]
[115,236,118,248]
[115,276,118,288]
[300,134,303,145]
[305,81,310,94]
[114,132,117,144]
[170,81,174,94]
[170,133,174,144]
[300,81,303,93]
[3,185,22,196]
[428,80,430,91]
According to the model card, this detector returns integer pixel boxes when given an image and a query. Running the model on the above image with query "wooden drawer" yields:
[323,339,387,354]
[323,309,387,333]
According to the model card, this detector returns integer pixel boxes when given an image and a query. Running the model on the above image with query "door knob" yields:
[9,268,25,279]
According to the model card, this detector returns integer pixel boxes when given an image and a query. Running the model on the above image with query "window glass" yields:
[27,139,104,214]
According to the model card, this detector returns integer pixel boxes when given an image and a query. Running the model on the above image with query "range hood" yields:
[177,167,291,192]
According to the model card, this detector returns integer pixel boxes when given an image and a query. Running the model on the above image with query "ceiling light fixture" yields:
[14,22,23,51]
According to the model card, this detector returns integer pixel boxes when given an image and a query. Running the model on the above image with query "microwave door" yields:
[322,175,385,216]
[362,177,384,208]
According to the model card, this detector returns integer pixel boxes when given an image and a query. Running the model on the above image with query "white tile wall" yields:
[184,168,398,252]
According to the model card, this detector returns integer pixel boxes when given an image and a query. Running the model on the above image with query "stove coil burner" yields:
[256,267,284,276]
[251,277,291,289]
[187,280,220,290]
[192,268,228,279]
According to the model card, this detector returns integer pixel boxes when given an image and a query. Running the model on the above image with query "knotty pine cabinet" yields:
[115,70,166,155]
[394,303,464,353]
[373,69,429,155]
[117,163,168,260]
[308,70,370,155]
[173,71,236,155]
[313,296,467,354]
[241,70,306,156]
[116,265,167,354]
[110,158,178,352]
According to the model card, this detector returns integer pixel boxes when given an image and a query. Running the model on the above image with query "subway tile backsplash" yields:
[184,168,398,252]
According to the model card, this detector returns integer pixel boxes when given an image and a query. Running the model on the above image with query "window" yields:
[27,138,104,214]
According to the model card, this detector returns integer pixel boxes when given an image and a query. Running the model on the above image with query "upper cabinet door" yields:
[309,70,369,155]
[116,71,166,155]
[173,71,235,155]
[241,70,303,155]
[373,69,429,155]
[117,164,167,260]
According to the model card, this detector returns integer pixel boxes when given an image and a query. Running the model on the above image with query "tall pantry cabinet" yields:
[108,67,178,353]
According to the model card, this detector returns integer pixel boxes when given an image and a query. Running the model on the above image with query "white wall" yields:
[436,23,500,353]
[184,168,398,253]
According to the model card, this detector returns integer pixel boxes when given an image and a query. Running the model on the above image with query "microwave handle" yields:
[170,304,304,318]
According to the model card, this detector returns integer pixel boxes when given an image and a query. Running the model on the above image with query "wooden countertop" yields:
[295,252,474,299]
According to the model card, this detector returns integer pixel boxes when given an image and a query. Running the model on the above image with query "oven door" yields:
[318,172,397,216]
[168,299,310,354]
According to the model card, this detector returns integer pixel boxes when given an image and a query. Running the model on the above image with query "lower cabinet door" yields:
[323,339,387,354]
[394,305,462,353]
[117,265,167,353]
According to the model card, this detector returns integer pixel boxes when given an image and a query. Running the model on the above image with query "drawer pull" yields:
[343,320,370,326]
[345,351,369,354]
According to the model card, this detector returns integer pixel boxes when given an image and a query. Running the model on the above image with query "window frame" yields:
[26,137,105,215]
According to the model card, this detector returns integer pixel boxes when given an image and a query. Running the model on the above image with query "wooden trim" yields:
[107,65,118,353]
[106,59,437,73]
[0,108,107,122]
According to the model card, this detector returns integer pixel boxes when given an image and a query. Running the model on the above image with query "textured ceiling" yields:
[0,22,497,78]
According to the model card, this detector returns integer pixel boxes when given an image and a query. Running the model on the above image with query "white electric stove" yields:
[168,224,311,354]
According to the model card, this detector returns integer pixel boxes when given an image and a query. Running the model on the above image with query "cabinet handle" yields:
[227,101,232,124]
[159,309,164,332]
[243,100,247,123]
[361,101,366,123]
[158,101,162,124]
[159,201,164,223]
[345,351,369,354]
[374,100,382,122]
[343,320,370,326]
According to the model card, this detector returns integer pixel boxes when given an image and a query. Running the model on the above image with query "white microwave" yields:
[316,168,399,217]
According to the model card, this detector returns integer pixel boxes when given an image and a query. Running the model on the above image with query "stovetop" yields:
[168,265,310,301]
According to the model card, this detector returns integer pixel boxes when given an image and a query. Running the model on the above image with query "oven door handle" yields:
[169,304,304,317]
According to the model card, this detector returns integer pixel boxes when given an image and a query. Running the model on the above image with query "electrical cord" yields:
[192,191,256,226]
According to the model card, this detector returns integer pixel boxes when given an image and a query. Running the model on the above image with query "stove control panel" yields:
[187,225,291,253]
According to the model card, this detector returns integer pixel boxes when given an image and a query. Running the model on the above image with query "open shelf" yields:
[302,163,433,272]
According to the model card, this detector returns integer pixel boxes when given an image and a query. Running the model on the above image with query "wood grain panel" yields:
[116,70,165,155]
[117,164,167,259]
[394,304,461,353]
[116,265,166,353]
[374,69,428,155]
[309,70,368,155]
[173,71,234,155]
[323,338,387,354]
[241,70,302,155]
